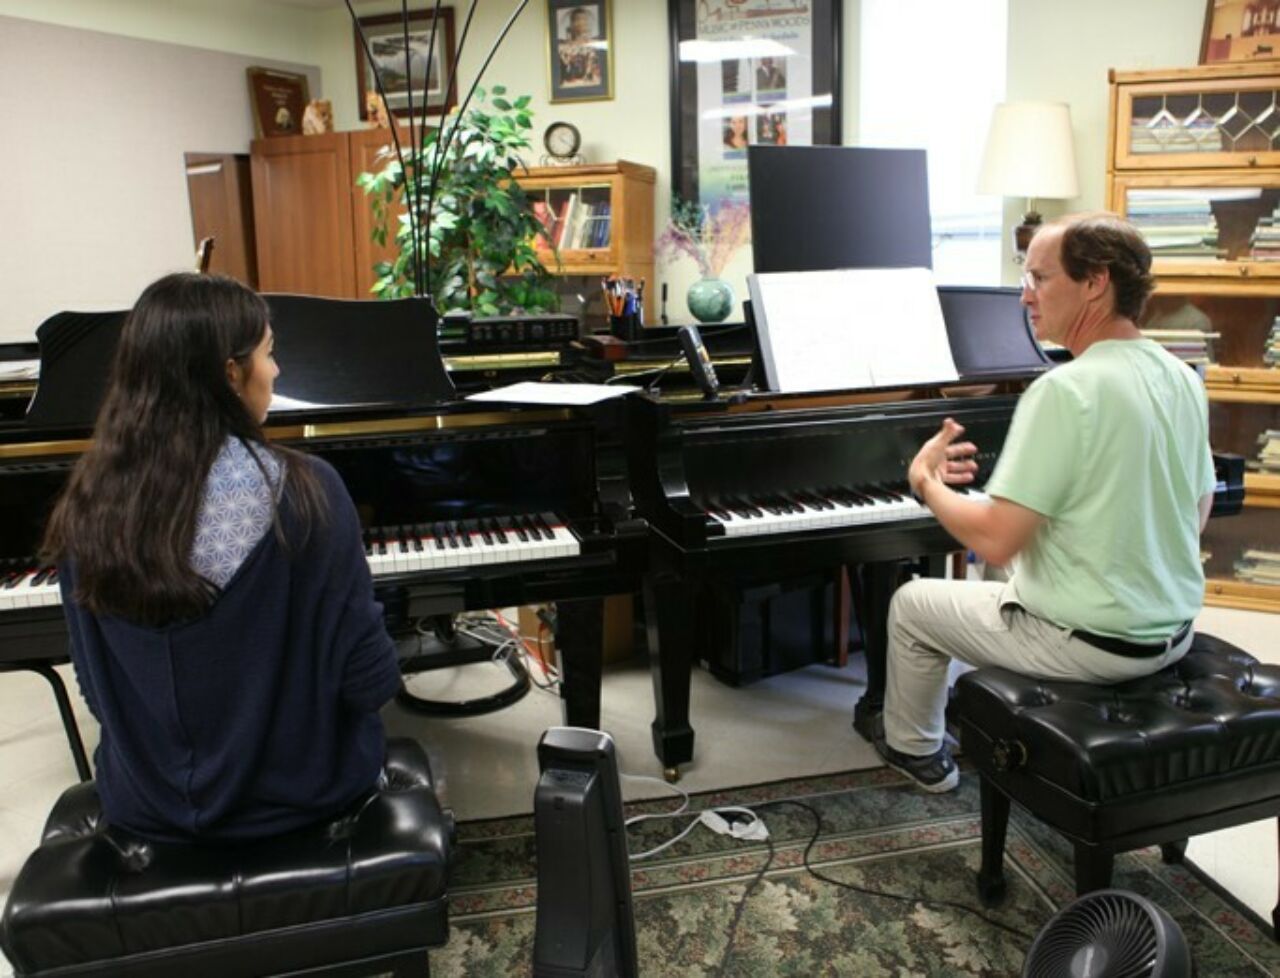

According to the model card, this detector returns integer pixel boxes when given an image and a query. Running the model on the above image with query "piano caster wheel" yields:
[663,766,681,784]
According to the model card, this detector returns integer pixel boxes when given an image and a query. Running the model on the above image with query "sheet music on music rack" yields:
[747,267,959,393]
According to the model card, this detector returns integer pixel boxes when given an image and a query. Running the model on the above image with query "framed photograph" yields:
[546,0,614,103]
[1200,0,1280,64]
[669,0,841,210]
[247,67,310,139]
[354,9,457,120]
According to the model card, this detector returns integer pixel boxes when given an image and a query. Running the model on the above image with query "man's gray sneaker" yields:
[874,737,960,793]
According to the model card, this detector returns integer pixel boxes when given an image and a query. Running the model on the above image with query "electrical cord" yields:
[761,798,1039,944]
[617,781,1039,947]
[602,352,685,386]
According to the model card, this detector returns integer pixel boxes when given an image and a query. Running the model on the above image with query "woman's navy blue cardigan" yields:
[60,457,402,841]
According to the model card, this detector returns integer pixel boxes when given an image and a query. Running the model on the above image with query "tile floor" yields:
[0,604,1274,975]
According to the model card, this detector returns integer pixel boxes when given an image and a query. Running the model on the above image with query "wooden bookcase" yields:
[515,161,656,321]
[1106,63,1280,612]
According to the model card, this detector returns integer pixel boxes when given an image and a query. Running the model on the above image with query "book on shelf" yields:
[554,193,578,250]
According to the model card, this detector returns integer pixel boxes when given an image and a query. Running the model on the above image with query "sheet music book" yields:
[747,267,959,393]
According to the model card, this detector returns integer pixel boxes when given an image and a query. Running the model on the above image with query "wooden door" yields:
[184,153,258,287]
[250,132,356,297]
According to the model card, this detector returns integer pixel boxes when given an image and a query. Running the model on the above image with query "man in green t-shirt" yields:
[876,214,1216,793]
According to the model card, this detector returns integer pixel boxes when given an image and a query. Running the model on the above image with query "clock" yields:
[542,121,583,166]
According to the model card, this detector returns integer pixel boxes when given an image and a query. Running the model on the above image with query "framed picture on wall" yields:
[354,8,457,120]
[546,0,614,102]
[247,67,310,138]
[669,0,841,211]
[1200,0,1280,64]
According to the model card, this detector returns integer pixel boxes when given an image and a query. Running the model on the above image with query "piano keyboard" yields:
[363,513,580,575]
[0,513,582,612]
[702,484,990,538]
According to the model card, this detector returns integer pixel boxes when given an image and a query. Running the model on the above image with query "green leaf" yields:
[492,97,512,111]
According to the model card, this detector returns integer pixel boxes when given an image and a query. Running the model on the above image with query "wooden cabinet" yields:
[515,161,656,320]
[1107,63,1280,612]
[250,126,419,299]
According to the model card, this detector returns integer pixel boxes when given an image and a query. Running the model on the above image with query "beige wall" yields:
[1000,0,1205,280]
[0,0,1212,339]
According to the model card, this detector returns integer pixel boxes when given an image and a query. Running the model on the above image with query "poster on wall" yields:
[669,0,841,212]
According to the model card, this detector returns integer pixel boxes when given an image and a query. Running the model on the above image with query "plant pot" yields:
[686,278,735,324]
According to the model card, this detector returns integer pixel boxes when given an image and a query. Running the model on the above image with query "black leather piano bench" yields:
[955,633,1280,938]
[0,739,454,978]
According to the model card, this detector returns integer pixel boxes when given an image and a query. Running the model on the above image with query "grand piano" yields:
[626,286,1245,778]
[0,294,646,779]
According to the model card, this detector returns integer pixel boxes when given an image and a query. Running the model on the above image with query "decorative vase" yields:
[686,277,735,324]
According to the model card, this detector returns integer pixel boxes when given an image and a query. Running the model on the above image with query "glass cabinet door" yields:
[1114,72,1280,171]
[1110,174,1280,285]
[1203,400,1280,612]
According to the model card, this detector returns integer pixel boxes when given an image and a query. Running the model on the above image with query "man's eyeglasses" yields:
[1020,271,1049,293]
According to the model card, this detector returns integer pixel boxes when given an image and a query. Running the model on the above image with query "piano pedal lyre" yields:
[396,613,532,718]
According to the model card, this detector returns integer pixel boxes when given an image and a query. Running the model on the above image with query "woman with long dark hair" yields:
[43,272,401,841]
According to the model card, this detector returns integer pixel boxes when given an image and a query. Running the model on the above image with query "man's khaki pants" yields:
[883,578,1193,758]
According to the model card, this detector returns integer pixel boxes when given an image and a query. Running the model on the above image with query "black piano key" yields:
[2,570,24,589]
[48,569,59,585]
[727,495,763,519]
[512,517,529,543]
[457,521,473,548]
[30,567,54,587]
[492,518,510,544]
[536,513,559,540]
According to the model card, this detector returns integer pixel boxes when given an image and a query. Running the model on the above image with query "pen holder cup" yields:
[610,313,642,342]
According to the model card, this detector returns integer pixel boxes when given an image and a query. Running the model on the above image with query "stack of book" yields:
[1267,317,1280,367]
[1250,202,1280,260]
[1127,189,1224,259]
[1140,328,1218,365]
[1235,548,1280,585]
[1252,429,1280,475]
[530,194,613,251]
[1129,115,1223,155]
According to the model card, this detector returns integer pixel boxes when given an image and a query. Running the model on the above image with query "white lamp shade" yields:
[977,101,1080,201]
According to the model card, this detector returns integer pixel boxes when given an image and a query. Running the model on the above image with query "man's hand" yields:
[908,418,979,498]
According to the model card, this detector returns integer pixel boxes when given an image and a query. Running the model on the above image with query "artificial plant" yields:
[357,85,558,315]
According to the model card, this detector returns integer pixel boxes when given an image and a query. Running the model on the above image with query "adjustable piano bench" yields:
[0,739,454,978]
[955,633,1280,936]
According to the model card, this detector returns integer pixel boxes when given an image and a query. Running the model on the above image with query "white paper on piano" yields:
[465,381,638,405]
[748,267,959,393]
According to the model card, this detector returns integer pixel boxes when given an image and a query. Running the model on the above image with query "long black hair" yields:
[43,273,328,626]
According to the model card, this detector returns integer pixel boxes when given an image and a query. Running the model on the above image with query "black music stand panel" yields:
[938,286,1050,380]
[264,294,455,407]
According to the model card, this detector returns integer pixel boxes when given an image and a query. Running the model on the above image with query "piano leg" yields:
[851,555,950,743]
[555,597,605,729]
[642,574,696,780]
[2,662,92,783]
[851,561,898,743]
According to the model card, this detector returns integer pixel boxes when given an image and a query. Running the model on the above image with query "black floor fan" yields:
[1023,889,1193,978]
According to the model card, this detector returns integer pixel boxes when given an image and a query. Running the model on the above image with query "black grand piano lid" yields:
[26,294,455,428]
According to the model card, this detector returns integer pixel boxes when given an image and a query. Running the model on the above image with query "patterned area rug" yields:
[437,766,1280,977]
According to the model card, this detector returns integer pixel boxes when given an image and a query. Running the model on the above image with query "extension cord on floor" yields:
[699,810,769,841]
